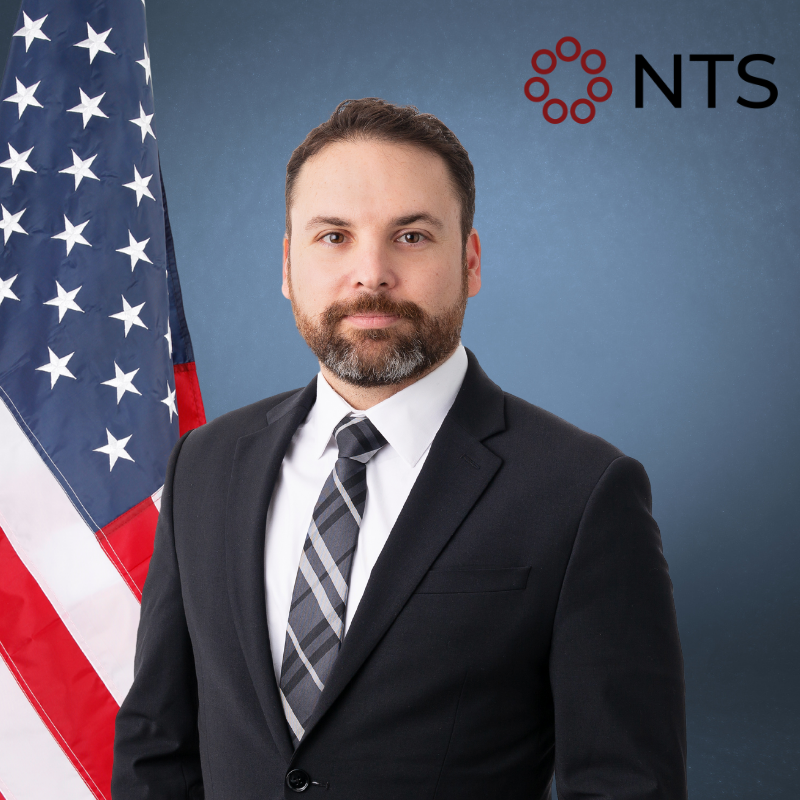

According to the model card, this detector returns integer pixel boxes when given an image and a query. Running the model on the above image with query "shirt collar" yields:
[307,344,468,466]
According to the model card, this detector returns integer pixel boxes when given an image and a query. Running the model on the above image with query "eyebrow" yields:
[305,215,349,230]
[304,212,445,231]
[392,213,445,230]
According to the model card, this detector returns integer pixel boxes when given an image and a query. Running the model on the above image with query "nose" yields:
[349,237,397,292]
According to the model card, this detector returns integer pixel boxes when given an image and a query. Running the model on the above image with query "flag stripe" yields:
[0,525,117,799]
[0,398,140,704]
[0,656,96,800]
[174,361,206,436]
[98,495,160,600]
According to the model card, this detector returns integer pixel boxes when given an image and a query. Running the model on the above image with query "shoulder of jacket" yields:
[500,391,625,465]
[181,387,303,450]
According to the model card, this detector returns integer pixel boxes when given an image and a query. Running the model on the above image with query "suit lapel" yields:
[225,380,317,763]
[299,349,506,745]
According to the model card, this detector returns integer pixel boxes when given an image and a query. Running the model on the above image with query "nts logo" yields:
[524,36,611,124]
[524,39,778,122]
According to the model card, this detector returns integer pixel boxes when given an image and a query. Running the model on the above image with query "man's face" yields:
[282,139,481,387]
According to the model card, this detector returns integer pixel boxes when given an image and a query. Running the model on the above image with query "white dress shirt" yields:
[264,344,468,679]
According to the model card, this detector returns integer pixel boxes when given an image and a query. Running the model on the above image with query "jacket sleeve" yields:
[111,431,204,800]
[550,455,687,800]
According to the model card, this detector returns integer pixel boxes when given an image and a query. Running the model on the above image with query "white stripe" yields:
[299,552,344,639]
[279,688,305,742]
[0,396,140,704]
[0,657,95,800]
[151,484,163,512]
[332,464,361,525]
[307,520,349,602]
[349,447,380,464]
[0,775,14,800]
[285,623,325,691]
[333,416,361,437]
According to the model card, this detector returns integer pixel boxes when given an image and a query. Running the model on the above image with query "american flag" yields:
[0,2,205,798]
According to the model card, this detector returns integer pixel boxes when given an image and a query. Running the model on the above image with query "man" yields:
[112,98,687,800]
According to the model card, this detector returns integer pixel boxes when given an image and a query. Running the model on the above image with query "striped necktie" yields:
[279,413,387,747]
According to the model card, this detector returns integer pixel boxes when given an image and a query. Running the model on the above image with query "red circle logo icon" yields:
[570,99,595,124]
[581,49,606,75]
[556,36,580,62]
[523,38,612,124]
[531,49,557,74]
[524,77,549,102]
[543,99,568,124]
[587,77,612,102]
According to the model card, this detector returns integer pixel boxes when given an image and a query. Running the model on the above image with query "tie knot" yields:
[333,414,387,463]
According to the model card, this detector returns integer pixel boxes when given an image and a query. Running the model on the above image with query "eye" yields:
[398,232,426,244]
[322,232,346,244]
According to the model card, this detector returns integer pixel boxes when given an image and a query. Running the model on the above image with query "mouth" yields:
[342,313,403,329]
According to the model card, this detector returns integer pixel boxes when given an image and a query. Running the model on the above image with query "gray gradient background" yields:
[3,0,798,797]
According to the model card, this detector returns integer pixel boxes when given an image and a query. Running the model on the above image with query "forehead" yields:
[290,139,460,225]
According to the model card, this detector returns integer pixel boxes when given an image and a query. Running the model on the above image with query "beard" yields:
[289,274,468,388]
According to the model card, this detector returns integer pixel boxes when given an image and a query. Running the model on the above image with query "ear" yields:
[281,236,290,299]
[466,229,481,298]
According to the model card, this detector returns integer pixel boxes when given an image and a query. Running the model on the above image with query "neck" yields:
[319,359,445,410]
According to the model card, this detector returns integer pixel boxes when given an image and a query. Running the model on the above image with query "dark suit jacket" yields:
[112,349,687,800]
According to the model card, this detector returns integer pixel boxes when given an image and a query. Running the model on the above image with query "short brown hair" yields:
[285,98,475,247]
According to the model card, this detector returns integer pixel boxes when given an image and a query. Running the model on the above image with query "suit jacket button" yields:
[286,769,311,792]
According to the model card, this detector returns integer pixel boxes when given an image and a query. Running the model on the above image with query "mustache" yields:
[321,294,425,327]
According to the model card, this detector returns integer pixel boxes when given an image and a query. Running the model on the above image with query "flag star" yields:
[165,321,173,357]
[74,23,114,63]
[59,149,99,189]
[123,166,155,206]
[1,144,36,184]
[3,78,43,119]
[68,89,108,128]
[161,382,178,421]
[52,215,91,254]
[117,230,153,271]
[0,274,20,306]
[0,205,27,244]
[102,362,142,404]
[36,347,76,389]
[13,13,50,51]
[44,281,83,322]
[130,103,155,142]
[94,429,134,471]
[137,44,151,84]
[110,295,148,336]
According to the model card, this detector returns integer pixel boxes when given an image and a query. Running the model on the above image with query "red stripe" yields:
[96,496,160,600]
[174,361,206,435]
[0,525,119,800]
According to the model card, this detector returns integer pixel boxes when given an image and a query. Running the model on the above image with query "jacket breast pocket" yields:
[414,566,531,594]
